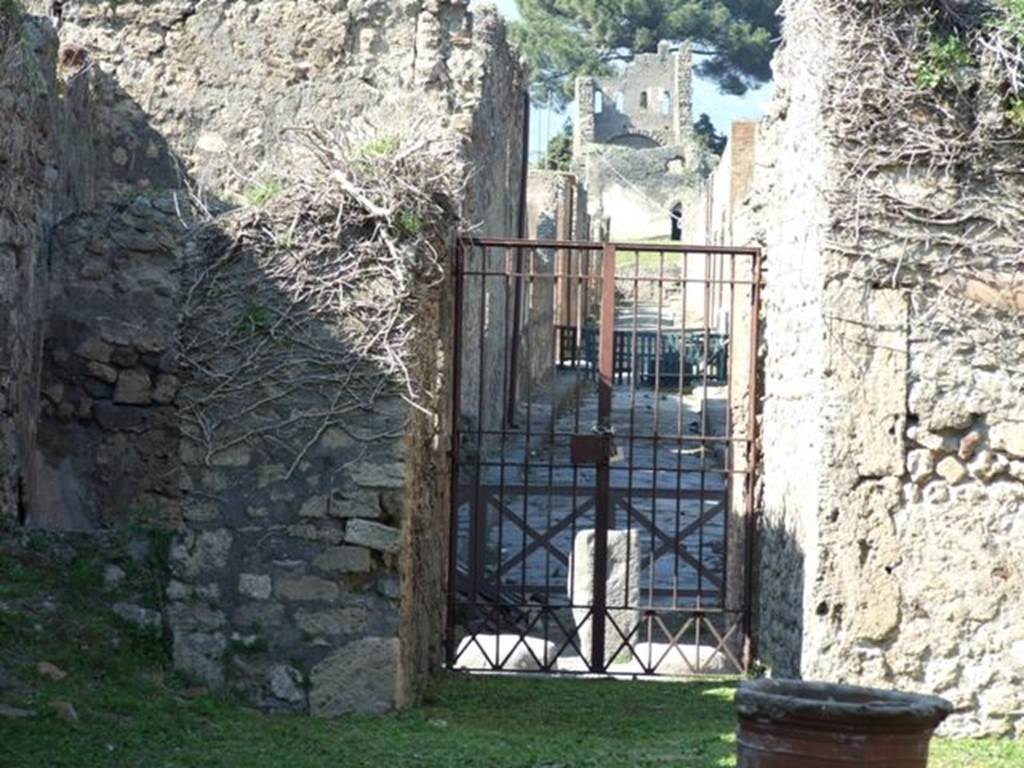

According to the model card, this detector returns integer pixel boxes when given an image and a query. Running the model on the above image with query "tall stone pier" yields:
[752,0,1024,737]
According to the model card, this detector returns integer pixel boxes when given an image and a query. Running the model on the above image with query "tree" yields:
[693,112,727,155]
[540,121,574,170]
[512,1,781,107]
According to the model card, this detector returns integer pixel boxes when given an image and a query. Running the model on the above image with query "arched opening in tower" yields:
[670,204,683,241]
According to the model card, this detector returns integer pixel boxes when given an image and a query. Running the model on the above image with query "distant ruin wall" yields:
[752,0,1024,737]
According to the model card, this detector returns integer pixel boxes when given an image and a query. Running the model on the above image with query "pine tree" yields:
[512,1,781,107]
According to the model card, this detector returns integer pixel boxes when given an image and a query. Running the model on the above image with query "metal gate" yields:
[447,238,762,676]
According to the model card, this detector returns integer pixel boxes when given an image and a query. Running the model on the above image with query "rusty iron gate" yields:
[447,238,763,676]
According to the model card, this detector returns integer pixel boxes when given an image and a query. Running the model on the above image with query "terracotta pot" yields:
[735,679,952,767]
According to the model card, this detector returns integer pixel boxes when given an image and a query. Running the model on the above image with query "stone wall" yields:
[168,217,452,714]
[0,12,94,524]
[752,0,1024,737]
[687,121,760,246]
[3,0,526,717]
[36,196,184,529]
[582,145,709,241]
[584,42,693,148]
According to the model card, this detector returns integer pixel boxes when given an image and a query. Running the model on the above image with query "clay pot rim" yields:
[736,679,953,728]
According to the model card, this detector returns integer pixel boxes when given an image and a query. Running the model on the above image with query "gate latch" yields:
[570,426,616,465]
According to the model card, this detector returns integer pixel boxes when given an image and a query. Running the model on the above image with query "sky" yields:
[470,0,774,162]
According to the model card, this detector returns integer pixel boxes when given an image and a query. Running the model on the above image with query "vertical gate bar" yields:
[742,249,764,670]
[618,249,634,626]
[470,245,489,615]
[673,250,689,608]
[544,245,560,664]
[520,245,536,606]
[649,250,664,619]
[592,243,617,673]
[568,248,582,615]
[722,251,737,617]
[695,251,713,609]
[505,94,530,429]
[495,247,513,659]
[507,253,524,429]
[447,238,465,665]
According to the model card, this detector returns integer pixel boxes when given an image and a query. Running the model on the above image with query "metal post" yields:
[591,243,617,672]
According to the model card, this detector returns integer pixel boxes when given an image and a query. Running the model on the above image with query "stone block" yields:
[907,449,933,485]
[936,456,968,485]
[183,502,221,523]
[238,573,272,601]
[958,430,984,461]
[309,637,398,716]
[989,422,1024,458]
[269,664,305,704]
[345,519,401,554]
[87,361,119,383]
[328,490,381,519]
[110,347,139,368]
[275,575,339,602]
[969,450,1008,483]
[114,369,153,404]
[287,523,345,544]
[454,634,557,671]
[569,529,641,667]
[43,383,65,403]
[76,338,112,363]
[169,529,233,578]
[300,495,328,519]
[112,602,163,633]
[348,461,406,489]
[313,546,372,573]
[172,630,226,688]
[209,444,251,467]
[153,373,180,404]
[93,401,147,431]
[295,607,368,637]
[232,602,286,629]
[166,602,226,632]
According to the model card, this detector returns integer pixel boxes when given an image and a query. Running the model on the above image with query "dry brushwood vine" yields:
[809,0,1024,343]
[178,115,464,472]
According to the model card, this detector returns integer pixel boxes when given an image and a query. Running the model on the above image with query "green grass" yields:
[613,240,689,272]
[1,529,1021,767]
[242,179,284,207]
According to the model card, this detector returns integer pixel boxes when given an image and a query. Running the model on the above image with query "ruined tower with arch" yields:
[573,41,712,241]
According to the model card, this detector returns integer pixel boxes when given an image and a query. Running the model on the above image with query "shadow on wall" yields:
[162,118,459,713]
[752,514,806,679]
[30,63,198,531]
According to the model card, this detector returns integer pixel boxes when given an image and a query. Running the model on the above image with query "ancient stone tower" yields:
[574,41,693,152]
[573,42,711,240]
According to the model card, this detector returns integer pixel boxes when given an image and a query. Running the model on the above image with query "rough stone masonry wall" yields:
[24,0,523,530]
[167,219,451,714]
[142,3,522,713]
[755,0,1024,737]
[36,196,184,530]
[3,0,525,716]
[0,11,94,524]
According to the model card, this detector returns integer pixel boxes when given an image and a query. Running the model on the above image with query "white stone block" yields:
[454,634,557,671]
[569,529,641,667]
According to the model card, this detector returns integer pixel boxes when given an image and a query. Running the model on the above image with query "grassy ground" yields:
[1,528,1021,768]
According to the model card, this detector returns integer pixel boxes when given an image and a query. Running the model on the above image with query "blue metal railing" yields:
[556,325,728,385]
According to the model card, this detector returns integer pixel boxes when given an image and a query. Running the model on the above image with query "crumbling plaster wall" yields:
[582,145,708,241]
[754,0,1024,737]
